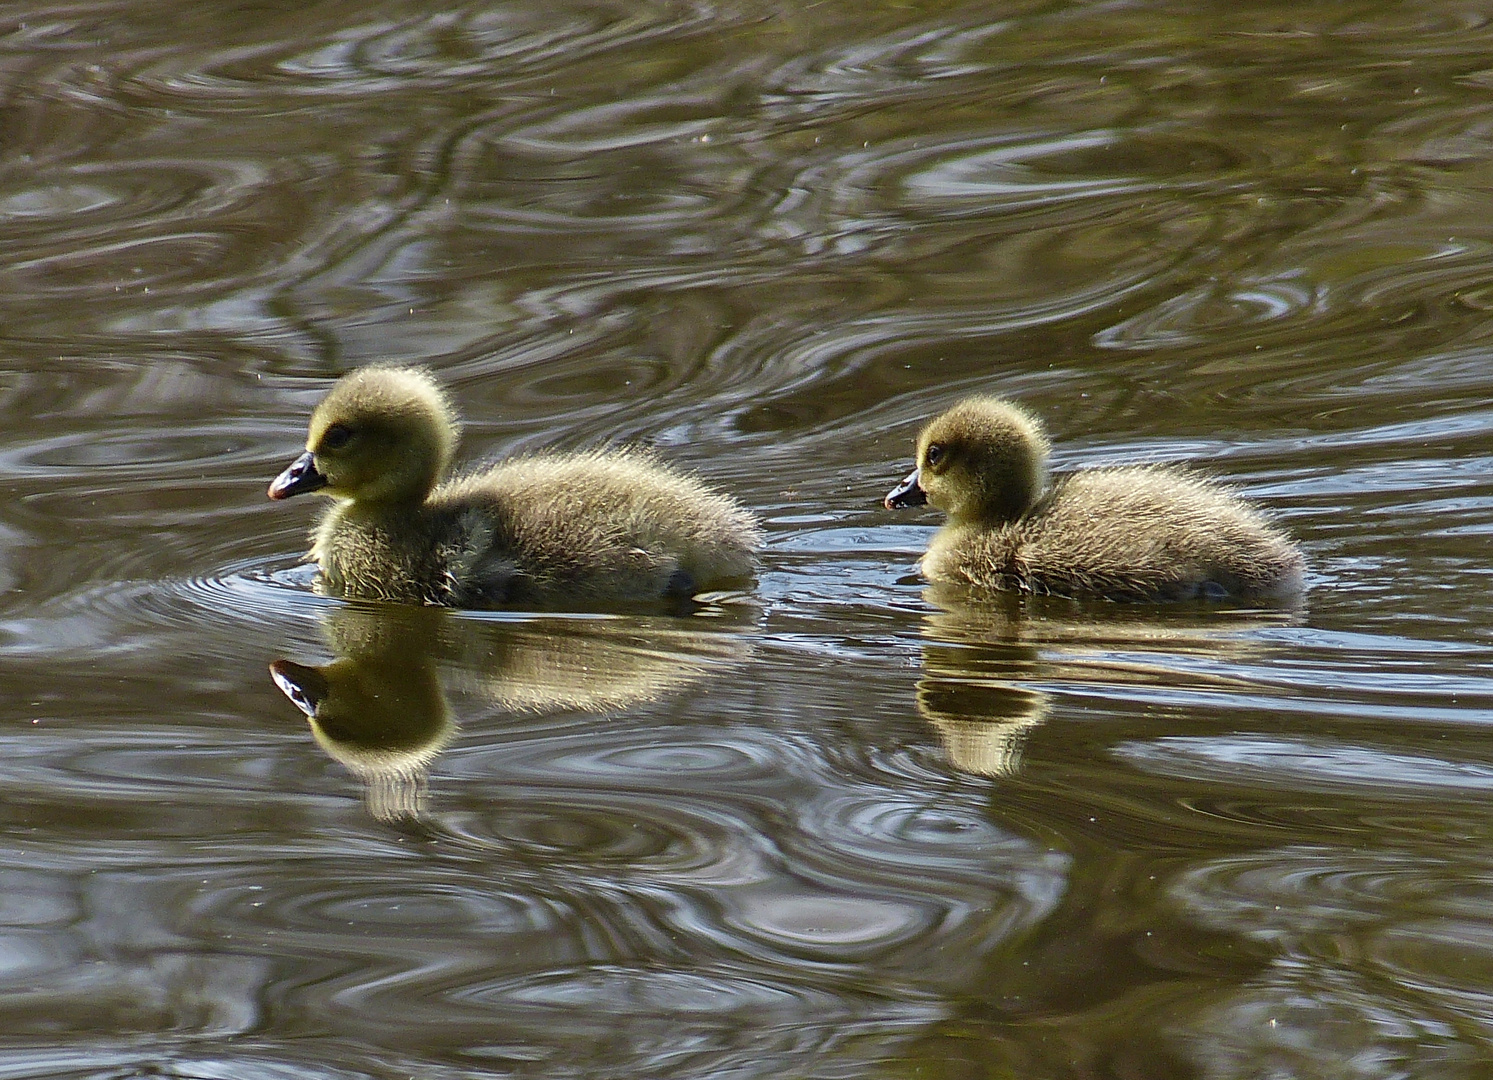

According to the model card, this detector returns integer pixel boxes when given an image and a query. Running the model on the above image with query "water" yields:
[1,1,1492,1076]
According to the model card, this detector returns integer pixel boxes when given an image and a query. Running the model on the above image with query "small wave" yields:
[0,556,328,662]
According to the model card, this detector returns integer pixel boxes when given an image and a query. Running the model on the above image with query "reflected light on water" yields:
[0,0,1491,1077]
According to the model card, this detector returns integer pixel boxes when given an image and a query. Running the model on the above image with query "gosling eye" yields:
[320,423,354,451]
[924,443,945,468]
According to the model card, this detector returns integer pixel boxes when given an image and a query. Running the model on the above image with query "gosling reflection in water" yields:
[271,606,453,823]
[270,603,748,823]
[916,585,1297,778]
[916,593,1050,777]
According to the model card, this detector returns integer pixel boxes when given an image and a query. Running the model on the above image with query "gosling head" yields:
[885,397,1051,523]
[268,366,459,506]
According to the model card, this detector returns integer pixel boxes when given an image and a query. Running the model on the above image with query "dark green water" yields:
[0,1,1491,1077]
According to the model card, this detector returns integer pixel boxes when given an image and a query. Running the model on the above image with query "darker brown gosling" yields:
[884,397,1305,603]
[269,366,762,607]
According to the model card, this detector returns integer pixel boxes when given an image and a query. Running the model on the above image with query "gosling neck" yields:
[947,470,1046,528]
[339,487,435,518]
[335,461,443,512]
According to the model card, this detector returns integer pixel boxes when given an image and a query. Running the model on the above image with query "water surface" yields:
[1,1,1492,1077]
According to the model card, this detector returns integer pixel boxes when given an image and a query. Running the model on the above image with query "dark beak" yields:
[884,467,928,509]
[268,451,327,500]
[270,660,328,718]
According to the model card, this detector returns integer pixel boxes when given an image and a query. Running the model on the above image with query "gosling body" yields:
[269,366,761,607]
[886,397,1304,603]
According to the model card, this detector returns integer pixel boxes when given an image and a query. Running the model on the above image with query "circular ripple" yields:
[127,1,729,103]
[0,555,328,663]
[1171,846,1438,936]
[0,160,269,244]
[815,790,1035,861]
[440,794,738,875]
[201,875,561,940]
[0,1045,371,1080]
[1116,735,1493,797]
[0,153,305,311]
[573,740,766,778]
[462,964,821,1015]
[719,887,937,962]
[0,419,271,478]
[480,804,682,862]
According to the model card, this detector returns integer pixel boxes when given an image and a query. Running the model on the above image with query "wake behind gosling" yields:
[269,366,761,607]
[885,396,1305,603]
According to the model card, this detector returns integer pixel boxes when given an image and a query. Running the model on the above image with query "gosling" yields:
[268,366,762,607]
[884,397,1305,603]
